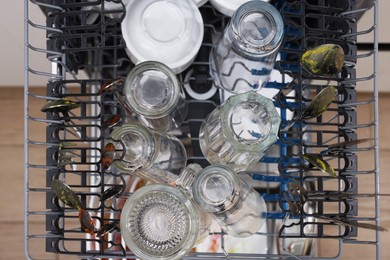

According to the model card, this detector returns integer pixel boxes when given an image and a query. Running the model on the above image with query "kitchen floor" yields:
[1,87,389,259]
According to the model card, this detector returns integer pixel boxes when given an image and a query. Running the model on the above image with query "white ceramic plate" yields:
[122,0,204,74]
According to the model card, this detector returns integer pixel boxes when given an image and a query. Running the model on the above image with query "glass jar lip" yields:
[124,61,181,118]
[230,1,284,56]
[192,164,240,213]
[220,91,281,153]
[109,123,155,172]
[120,184,199,260]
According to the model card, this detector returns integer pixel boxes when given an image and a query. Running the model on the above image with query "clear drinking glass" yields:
[209,1,284,94]
[109,123,187,183]
[199,91,281,171]
[123,61,188,132]
[120,184,211,260]
[186,164,267,237]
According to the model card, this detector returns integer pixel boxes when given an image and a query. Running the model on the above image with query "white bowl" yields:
[209,0,269,17]
[122,0,204,74]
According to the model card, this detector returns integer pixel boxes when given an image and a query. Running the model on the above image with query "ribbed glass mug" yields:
[185,164,267,237]
[199,91,281,171]
[109,123,187,183]
[120,184,211,260]
[123,61,188,132]
[209,1,284,93]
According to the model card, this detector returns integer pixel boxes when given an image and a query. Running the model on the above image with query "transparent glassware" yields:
[120,184,211,260]
[209,1,284,94]
[199,91,281,171]
[109,123,187,183]
[182,164,267,238]
[123,61,188,132]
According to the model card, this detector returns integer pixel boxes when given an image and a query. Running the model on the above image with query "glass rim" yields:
[109,123,156,172]
[120,184,200,260]
[124,61,181,118]
[192,164,241,213]
[230,1,284,56]
[220,91,281,153]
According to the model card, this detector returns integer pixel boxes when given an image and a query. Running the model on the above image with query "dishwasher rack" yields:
[24,0,381,259]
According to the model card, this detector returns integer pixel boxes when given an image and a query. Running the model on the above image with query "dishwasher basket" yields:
[24,0,381,259]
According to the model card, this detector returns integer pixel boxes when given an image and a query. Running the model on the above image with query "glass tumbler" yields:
[209,1,284,94]
[109,123,187,183]
[189,164,267,237]
[120,184,211,260]
[199,91,281,171]
[123,61,188,132]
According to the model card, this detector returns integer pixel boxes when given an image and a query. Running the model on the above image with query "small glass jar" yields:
[199,91,281,171]
[123,61,188,132]
[188,164,267,237]
[109,123,187,183]
[210,1,284,94]
[120,184,211,260]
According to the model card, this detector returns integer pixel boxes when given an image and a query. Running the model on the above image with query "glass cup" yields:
[109,123,187,183]
[123,61,188,132]
[186,164,267,237]
[209,1,284,94]
[199,91,281,171]
[120,184,211,260]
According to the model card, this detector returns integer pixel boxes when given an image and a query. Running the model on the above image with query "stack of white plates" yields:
[121,0,204,74]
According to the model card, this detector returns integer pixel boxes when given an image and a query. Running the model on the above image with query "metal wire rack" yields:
[24,0,380,259]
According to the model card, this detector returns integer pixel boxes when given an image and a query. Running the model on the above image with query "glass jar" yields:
[209,1,284,94]
[123,61,188,132]
[120,184,211,260]
[109,123,187,183]
[187,164,267,237]
[199,91,281,171]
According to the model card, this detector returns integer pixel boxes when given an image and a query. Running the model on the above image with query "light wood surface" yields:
[0,88,389,259]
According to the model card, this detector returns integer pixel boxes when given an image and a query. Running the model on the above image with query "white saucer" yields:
[122,0,204,74]
[209,0,269,17]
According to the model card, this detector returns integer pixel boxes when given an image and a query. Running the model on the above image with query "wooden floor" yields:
[1,87,389,259]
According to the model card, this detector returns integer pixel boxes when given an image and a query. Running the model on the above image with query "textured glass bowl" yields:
[120,184,200,260]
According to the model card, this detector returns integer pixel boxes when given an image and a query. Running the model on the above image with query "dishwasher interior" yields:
[24,0,381,259]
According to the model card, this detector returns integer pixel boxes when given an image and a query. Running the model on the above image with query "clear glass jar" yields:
[199,91,281,171]
[120,184,211,260]
[188,164,267,237]
[109,123,187,183]
[210,1,284,94]
[123,61,188,132]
